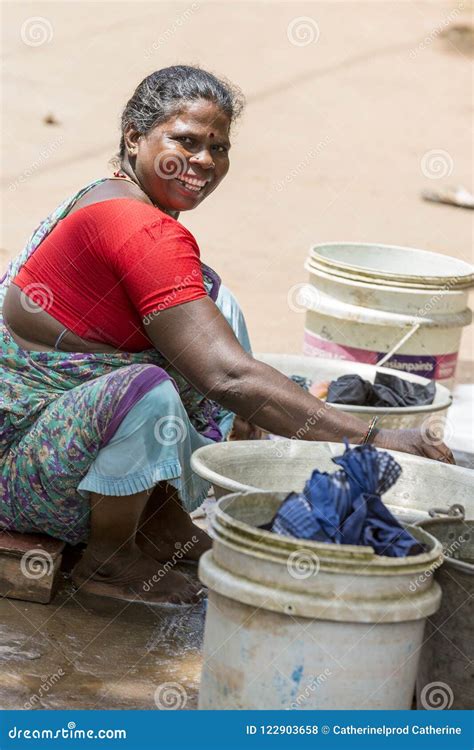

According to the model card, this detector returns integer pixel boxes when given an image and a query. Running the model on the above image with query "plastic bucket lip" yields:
[256,352,453,415]
[199,552,443,622]
[213,490,443,572]
[327,400,450,416]
[304,260,470,298]
[307,258,474,291]
[191,439,474,500]
[310,241,474,287]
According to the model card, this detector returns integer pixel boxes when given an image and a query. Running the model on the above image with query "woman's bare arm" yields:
[145,297,454,462]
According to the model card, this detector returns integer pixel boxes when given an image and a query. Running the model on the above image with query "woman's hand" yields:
[373,427,455,464]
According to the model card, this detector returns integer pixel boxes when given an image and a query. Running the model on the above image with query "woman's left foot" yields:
[136,484,212,564]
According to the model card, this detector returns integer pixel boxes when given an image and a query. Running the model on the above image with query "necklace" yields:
[113,170,161,209]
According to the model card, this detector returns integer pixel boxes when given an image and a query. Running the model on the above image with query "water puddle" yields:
[0,575,206,709]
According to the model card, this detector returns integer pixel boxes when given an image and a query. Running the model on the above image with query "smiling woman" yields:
[0,65,454,607]
[117,66,241,214]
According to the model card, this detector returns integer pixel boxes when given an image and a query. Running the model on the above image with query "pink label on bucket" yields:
[303,330,458,380]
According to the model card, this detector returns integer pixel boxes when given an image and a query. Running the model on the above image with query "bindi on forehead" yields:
[209,132,215,138]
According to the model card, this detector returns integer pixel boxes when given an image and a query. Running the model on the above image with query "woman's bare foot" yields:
[136,485,212,564]
[72,544,203,605]
[136,516,212,564]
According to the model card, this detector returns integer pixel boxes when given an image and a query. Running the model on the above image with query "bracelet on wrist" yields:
[362,416,380,445]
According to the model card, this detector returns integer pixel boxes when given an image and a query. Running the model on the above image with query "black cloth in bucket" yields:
[326,372,436,408]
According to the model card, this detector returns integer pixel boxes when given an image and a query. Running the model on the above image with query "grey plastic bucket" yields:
[416,517,474,710]
[191,440,474,525]
[198,490,442,709]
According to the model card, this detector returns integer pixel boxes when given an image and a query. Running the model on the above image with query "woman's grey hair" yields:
[117,65,245,161]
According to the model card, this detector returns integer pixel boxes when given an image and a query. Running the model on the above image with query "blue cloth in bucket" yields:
[270,442,423,557]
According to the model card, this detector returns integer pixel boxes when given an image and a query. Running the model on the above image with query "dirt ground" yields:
[0,1,473,713]
[1,0,473,365]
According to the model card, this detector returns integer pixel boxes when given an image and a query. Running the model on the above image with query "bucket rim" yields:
[328,400,451,416]
[310,241,474,288]
[191,440,473,498]
[213,489,443,571]
[304,259,473,298]
[307,258,474,291]
[199,551,443,622]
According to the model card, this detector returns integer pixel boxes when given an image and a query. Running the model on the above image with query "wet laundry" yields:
[325,371,436,408]
[269,442,424,557]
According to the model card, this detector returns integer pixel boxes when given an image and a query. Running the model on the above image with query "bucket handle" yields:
[376,323,420,368]
[428,504,465,520]
[412,503,465,526]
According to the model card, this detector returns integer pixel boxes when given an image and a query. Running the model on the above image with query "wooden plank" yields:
[0,531,65,604]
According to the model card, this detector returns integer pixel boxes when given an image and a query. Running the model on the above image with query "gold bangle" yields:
[362,416,380,445]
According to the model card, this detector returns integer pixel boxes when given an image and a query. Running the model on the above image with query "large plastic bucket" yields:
[301,243,473,387]
[198,491,443,709]
[191,440,474,525]
[256,352,452,431]
[416,517,473,710]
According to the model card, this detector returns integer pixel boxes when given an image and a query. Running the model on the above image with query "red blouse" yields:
[12,198,207,351]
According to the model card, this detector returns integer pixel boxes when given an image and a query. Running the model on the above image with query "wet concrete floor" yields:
[0,570,206,710]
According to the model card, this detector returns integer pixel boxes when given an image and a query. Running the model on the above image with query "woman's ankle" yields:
[81,541,139,567]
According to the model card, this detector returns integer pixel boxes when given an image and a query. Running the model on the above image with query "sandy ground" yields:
[1,0,473,365]
[0,2,473,712]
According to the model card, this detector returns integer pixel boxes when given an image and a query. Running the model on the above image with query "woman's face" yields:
[125,99,231,214]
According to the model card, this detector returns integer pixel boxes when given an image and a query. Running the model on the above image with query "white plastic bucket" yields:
[191,440,474,525]
[256,352,452,431]
[302,243,473,388]
[198,490,443,709]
